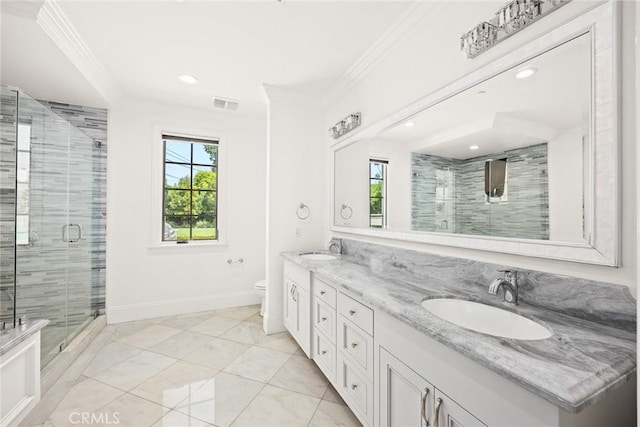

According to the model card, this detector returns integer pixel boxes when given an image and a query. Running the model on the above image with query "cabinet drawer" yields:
[313,279,337,308]
[312,329,336,384]
[338,292,373,335]
[284,260,310,292]
[338,355,373,426]
[338,316,373,379]
[314,299,336,343]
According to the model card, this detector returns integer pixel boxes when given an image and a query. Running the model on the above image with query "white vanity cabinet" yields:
[283,261,311,357]
[379,347,485,427]
[311,278,338,383]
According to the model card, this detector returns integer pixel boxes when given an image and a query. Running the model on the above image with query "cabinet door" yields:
[434,390,486,427]
[379,347,434,427]
[296,286,310,356]
[283,279,297,334]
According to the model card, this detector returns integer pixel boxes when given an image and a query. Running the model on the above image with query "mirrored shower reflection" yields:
[0,87,106,367]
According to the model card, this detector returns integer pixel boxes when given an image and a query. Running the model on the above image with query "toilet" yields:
[254,280,266,316]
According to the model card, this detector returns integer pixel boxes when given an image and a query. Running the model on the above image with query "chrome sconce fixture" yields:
[329,112,361,139]
[461,0,571,59]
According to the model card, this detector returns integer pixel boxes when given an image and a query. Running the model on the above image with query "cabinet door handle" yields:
[351,384,358,390]
[321,317,327,322]
[349,309,356,315]
[421,387,430,427]
[351,342,358,348]
[321,350,327,355]
[320,290,326,295]
[434,398,443,427]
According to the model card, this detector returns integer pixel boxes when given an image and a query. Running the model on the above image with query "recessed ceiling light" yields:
[469,145,480,150]
[405,121,415,127]
[515,67,537,79]
[178,74,199,85]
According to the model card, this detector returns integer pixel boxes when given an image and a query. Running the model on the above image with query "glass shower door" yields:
[14,92,93,366]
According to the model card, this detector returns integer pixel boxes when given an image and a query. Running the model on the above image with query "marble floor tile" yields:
[231,385,320,427]
[82,341,142,377]
[155,312,217,330]
[99,393,168,427]
[189,316,242,337]
[92,351,177,391]
[269,354,328,398]
[57,326,115,383]
[149,331,215,360]
[244,313,263,324]
[223,346,291,383]
[322,383,348,406]
[116,325,182,349]
[152,410,214,427]
[219,321,265,345]
[174,372,264,427]
[47,378,124,426]
[130,361,218,409]
[308,400,362,427]
[215,306,260,321]
[256,331,299,354]
[182,338,250,371]
[110,319,159,342]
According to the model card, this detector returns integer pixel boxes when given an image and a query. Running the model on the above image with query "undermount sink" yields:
[300,253,337,261]
[421,298,552,340]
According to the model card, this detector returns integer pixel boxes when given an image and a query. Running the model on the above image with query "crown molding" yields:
[36,0,120,104]
[1,1,44,20]
[321,1,450,109]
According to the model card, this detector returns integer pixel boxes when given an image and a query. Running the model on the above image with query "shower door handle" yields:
[62,224,83,243]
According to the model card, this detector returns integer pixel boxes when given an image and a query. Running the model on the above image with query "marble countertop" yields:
[0,319,49,357]
[282,251,636,413]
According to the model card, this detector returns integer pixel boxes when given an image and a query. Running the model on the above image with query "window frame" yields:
[162,134,219,242]
[151,124,227,251]
[369,159,388,229]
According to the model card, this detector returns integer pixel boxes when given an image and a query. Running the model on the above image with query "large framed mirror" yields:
[331,1,619,266]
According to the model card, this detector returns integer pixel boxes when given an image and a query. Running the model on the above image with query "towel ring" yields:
[340,204,353,219]
[296,203,310,220]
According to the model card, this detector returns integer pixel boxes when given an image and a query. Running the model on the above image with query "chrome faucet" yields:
[488,270,518,305]
[328,239,341,254]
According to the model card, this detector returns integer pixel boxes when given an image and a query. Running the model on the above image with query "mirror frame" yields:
[330,1,619,266]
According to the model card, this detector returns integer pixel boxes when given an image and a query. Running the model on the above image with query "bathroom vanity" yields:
[281,246,636,427]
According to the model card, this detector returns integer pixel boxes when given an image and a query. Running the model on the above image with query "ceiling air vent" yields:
[212,96,240,111]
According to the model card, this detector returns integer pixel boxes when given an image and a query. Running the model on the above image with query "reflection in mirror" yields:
[334,32,590,244]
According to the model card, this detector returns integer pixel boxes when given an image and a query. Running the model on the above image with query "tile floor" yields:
[21,305,361,427]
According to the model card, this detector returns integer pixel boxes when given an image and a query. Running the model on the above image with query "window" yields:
[16,122,31,245]
[163,134,219,242]
[369,159,387,228]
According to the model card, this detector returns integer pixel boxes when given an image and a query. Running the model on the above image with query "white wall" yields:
[106,99,266,323]
[264,87,326,334]
[325,1,637,292]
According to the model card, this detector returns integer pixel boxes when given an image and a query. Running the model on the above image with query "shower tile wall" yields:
[41,100,107,314]
[412,144,549,240]
[0,89,17,325]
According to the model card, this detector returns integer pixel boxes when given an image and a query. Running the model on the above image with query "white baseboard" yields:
[263,313,286,335]
[107,291,261,324]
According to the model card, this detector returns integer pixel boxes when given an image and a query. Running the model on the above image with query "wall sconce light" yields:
[461,0,571,59]
[329,112,361,139]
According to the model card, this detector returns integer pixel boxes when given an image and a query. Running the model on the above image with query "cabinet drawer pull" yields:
[434,398,443,427]
[321,350,327,355]
[421,387,430,427]
[320,290,326,295]
[321,317,327,322]
[351,384,358,390]
[350,342,358,348]
[349,309,356,315]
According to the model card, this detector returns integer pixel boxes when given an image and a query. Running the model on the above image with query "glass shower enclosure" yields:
[1,87,101,367]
